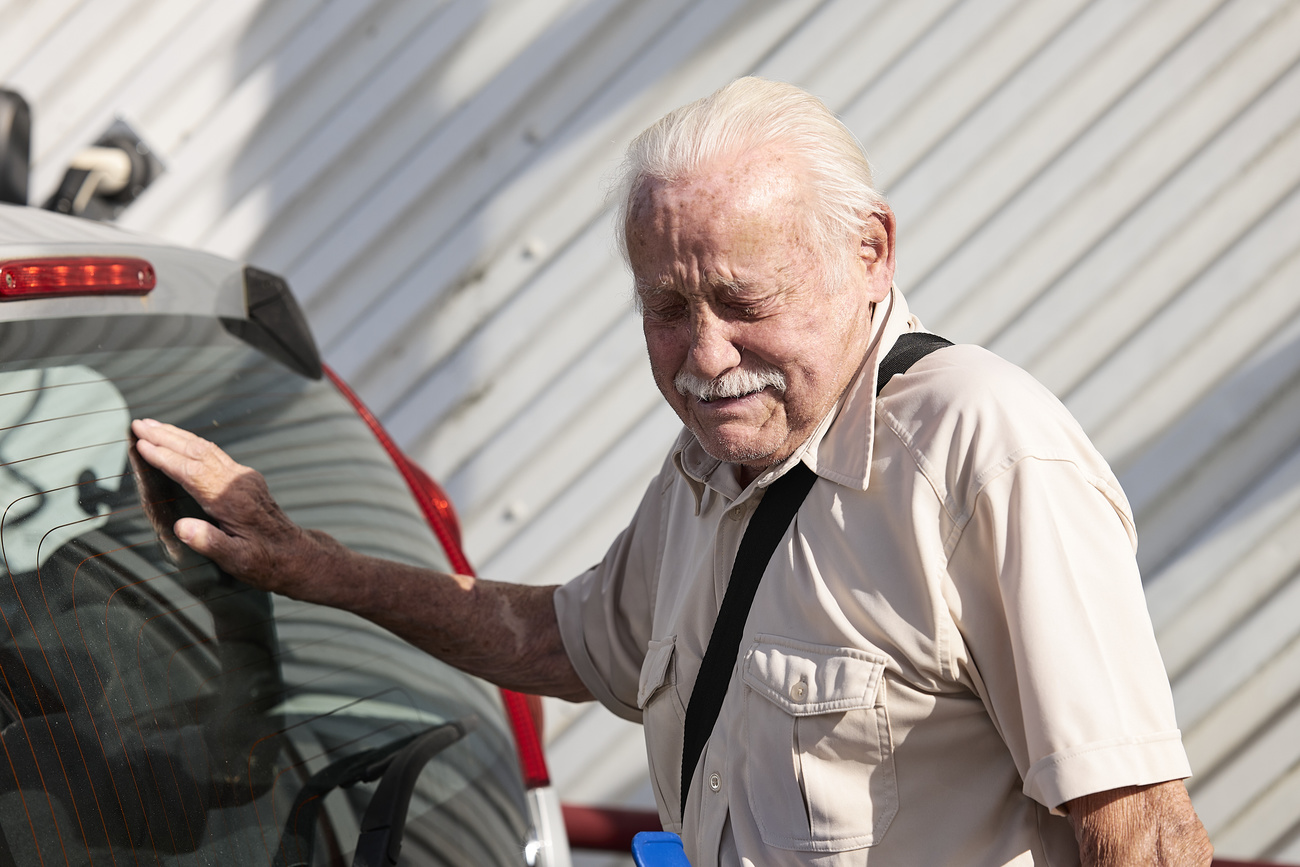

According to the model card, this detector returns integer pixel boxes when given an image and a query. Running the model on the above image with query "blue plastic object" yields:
[631,831,692,866]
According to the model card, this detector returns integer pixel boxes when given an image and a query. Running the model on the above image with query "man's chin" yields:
[692,427,781,467]
[673,398,790,466]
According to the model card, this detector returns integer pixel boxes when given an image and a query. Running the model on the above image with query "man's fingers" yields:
[134,435,211,485]
[174,517,232,561]
[132,418,247,499]
[133,418,226,463]
[132,418,215,458]
[175,515,270,581]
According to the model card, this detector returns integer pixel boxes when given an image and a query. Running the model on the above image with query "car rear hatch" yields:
[0,204,532,866]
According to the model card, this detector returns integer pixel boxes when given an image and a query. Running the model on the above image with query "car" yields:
[0,200,573,866]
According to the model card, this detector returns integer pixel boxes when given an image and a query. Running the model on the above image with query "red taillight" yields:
[400,457,463,550]
[502,690,551,790]
[0,257,156,299]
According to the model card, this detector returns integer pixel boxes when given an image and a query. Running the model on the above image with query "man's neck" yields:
[736,463,762,488]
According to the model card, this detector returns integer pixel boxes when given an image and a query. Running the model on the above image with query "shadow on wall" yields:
[217,3,697,866]
[223,0,686,599]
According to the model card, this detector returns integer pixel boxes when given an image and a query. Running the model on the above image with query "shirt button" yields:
[708,772,721,792]
[789,680,807,702]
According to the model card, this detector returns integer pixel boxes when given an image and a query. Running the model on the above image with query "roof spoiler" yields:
[222,266,322,379]
[0,90,30,207]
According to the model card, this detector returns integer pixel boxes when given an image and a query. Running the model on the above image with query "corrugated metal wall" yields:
[3,0,1298,862]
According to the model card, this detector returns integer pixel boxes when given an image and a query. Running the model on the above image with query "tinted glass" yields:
[0,315,528,866]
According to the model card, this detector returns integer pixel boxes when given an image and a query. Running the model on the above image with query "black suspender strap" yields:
[875,331,953,395]
[678,459,817,818]
[679,331,953,817]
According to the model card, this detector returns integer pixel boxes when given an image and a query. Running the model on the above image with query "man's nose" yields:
[686,307,741,379]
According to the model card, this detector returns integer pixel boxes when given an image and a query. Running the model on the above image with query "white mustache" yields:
[674,366,787,402]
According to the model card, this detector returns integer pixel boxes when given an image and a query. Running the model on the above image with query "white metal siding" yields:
[3,0,1298,861]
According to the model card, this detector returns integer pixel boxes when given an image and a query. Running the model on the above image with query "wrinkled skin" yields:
[627,149,892,485]
[1066,781,1213,866]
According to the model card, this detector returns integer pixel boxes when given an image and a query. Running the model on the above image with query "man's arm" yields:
[131,418,593,702]
[1064,780,1213,866]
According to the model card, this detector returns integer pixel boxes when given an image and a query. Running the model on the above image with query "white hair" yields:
[614,77,887,288]
[674,363,787,403]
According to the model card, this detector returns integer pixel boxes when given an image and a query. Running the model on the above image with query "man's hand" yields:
[1065,780,1212,866]
[129,418,592,700]
[131,418,322,596]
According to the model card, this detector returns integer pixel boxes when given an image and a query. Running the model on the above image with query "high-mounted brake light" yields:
[0,256,156,300]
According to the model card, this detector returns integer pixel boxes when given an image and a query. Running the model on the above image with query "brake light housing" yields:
[0,256,155,299]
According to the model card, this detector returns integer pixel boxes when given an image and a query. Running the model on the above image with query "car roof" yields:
[0,202,246,322]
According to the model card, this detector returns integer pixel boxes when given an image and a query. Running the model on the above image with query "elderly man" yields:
[133,78,1211,865]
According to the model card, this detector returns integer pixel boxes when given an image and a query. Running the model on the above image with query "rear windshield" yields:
[0,315,527,866]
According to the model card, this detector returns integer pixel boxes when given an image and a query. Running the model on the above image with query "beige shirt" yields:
[554,289,1190,866]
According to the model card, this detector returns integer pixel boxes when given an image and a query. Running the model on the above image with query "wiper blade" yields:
[273,717,476,867]
[350,716,478,867]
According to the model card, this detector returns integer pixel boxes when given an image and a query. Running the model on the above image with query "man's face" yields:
[627,153,894,480]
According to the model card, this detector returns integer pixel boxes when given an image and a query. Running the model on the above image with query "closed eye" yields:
[639,295,688,321]
[644,305,687,322]
[724,302,763,320]
[714,282,775,320]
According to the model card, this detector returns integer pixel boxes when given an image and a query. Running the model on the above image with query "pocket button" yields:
[789,680,807,702]
[709,772,721,792]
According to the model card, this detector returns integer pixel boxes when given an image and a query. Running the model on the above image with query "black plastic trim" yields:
[271,718,476,867]
[351,717,481,867]
[221,266,322,380]
[0,90,30,207]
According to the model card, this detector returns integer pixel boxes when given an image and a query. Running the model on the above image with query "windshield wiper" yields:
[273,717,476,867]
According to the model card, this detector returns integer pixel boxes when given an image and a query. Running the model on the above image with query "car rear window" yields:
[0,314,528,866]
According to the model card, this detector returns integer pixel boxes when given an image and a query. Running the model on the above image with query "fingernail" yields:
[176,522,193,542]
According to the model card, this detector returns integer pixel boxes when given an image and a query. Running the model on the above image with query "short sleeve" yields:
[553,466,668,723]
[946,456,1191,811]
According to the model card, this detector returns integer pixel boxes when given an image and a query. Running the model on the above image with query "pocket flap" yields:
[742,636,885,716]
[637,635,677,709]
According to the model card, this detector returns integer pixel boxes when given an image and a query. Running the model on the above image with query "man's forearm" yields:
[1065,781,1212,866]
[295,529,592,700]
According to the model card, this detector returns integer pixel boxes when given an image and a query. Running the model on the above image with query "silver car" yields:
[0,202,570,867]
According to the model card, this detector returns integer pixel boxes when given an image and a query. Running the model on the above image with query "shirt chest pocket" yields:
[741,636,897,852]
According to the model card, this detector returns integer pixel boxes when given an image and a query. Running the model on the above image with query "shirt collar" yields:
[672,285,920,506]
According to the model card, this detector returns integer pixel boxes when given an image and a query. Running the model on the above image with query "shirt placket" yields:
[697,718,732,862]
[695,492,757,857]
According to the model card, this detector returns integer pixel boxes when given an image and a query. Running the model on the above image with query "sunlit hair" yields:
[614,77,886,290]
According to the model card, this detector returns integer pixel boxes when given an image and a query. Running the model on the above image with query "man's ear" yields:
[858,205,896,302]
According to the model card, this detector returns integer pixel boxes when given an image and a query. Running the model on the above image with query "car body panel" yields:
[0,204,244,321]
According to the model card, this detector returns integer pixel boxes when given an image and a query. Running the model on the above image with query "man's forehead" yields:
[634,149,806,232]
[630,156,803,224]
